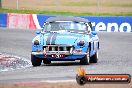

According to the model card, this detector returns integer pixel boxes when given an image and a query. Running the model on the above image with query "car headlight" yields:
[78,40,85,46]
[34,40,39,45]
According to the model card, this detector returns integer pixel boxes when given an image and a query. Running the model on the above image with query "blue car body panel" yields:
[32,32,99,60]
[31,17,99,61]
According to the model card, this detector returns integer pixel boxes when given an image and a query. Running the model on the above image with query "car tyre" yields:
[31,54,42,66]
[90,51,98,63]
[80,53,90,65]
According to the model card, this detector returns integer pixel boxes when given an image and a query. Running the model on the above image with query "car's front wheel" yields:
[31,54,42,66]
[80,53,90,65]
[90,51,98,63]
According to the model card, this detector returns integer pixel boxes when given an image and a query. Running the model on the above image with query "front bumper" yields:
[31,51,88,60]
[31,51,87,55]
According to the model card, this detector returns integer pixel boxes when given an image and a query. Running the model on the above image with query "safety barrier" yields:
[82,16,132,32]
[0,13,132,32]
[7,13,36,29]
[0,13,7,27]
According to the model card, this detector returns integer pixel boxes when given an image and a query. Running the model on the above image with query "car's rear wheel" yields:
[31,54,42,66]
[90,51,98,63]
[43,60,51,64]
[80,53,90,65]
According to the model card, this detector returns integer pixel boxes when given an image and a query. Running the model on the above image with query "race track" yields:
[0,29,132,83]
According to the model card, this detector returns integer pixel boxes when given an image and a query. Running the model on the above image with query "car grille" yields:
[43,45,73,54]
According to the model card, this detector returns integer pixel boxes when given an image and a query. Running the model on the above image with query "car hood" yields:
[43,32,86,45]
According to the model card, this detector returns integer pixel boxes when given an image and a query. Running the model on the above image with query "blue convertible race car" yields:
[31,16,99,66]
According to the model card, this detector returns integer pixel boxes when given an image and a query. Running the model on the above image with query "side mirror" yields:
[36,31,41,35]
[91,31,97,35]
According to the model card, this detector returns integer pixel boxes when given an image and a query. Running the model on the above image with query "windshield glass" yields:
[43,21,88,32]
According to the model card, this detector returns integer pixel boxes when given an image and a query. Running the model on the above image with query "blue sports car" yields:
[31,16,99,66]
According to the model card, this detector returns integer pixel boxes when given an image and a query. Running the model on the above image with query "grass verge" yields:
[66,2,132,7]
[0,8,132,16]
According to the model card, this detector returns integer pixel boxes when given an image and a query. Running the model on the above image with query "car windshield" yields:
[43,21,88,32]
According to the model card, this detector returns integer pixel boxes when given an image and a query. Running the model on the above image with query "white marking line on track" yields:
[41,80,76,83]
[14,80,76,84]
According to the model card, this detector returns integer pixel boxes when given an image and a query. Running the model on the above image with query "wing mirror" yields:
[91,31,97,35]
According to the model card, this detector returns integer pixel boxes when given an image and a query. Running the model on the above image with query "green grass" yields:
[65,1,132,7]
[0,8,132,16]
[65,2,96,6]
[103,3,132,7]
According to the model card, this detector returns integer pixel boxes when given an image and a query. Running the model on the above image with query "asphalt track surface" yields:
[0,29,132,83]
